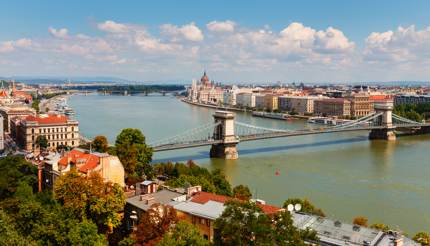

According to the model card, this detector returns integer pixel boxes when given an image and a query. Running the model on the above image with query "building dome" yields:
[200,71,210,86]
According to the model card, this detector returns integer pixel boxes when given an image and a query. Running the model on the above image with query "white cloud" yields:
[364,25,430,63]
[97,20,129,33]
[48,27,68,38]
[161,22,204,41]
[207,20,236,32]
[0,41,15,53]
[14,38,32,48]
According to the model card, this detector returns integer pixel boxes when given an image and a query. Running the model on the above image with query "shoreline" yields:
[180,98,310,120]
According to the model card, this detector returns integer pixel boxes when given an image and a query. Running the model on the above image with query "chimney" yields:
[186,185,202,197]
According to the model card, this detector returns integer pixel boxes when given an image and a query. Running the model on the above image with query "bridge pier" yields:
[210,111,239,159]
[369,101,396,141]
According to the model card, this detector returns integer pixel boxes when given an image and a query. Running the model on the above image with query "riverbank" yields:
[180,98,249,112]
[181,98,310,120]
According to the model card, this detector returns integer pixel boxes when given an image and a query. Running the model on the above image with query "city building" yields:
[187,72,224,104]
[293,212,419,246]
[347,93,374,118]
[43,148,126,188]
[264,94,279,111]
[0,104,36,133]
[11,114,79,152]
[174,191,282,241]
[255,94,266,109]
[236,92,256,108]
[314,98,351,117]
[394,94,430,106]
[278,96,322,114]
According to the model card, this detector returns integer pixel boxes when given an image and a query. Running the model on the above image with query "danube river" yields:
[69,93,430,233]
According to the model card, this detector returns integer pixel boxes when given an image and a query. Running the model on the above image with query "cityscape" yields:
[1,1,430,246]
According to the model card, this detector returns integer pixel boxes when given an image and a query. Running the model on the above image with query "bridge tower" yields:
[210,111,239,159]
[369,101,396,141]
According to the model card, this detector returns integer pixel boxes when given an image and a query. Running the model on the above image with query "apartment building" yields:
[347,93,374,118]
[278,96,321,114]
[314,98,351,117]
[11,114,79,152]
[236,92,256,108]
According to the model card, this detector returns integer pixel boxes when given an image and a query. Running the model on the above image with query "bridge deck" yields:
[152,123,429,152]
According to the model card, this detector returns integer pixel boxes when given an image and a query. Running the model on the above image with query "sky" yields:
[0,0,430,83]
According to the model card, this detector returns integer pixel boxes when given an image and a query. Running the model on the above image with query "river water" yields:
[69,93,430,233]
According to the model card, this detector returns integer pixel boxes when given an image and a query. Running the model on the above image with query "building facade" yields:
[187,72,224,104]
[0,104,36,133]
[278,96,321,114]
[347,93,374,118]
[314,99,351,117]
[236,92,256,108]
[11,114,79,152]
[394,94,430,106]
[264,94,279,111]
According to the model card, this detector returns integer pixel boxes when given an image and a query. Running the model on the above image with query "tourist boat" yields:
[307,117,352,126]
[252,111,289,120]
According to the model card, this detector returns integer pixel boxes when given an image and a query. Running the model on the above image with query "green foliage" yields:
[0,156,37,199]
[92,135,109,153]
[393,103,430,121]
[118,236,136,246]
[283,198,325,217]
[158,221,210,246]
[68,220,108,246]
[233,184,252,200]
[31,99,40,113]
[414,231,430,245]
[115,128,153,177]
[156,161,232,196]
[0,210,37,246]
[214,200,310,246]
[35,135,48,150]
[54,169,126,232]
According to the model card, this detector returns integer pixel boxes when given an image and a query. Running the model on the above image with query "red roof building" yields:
[11,114,79,153]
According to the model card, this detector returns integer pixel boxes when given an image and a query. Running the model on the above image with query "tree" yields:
[35,135,48,151]
[68,220,108,246]
[158,221,209,246]
[352,216,368,227]
[133,204,177,246]
[0,156,37,199]
[282,198,325,217]
[0,210,37,246]
[232,185,252,201]
[92,135,109,153]
[370,223,390,231]
[413,231,430,246]
[214,200,308,246]
[54,169,125,233]
[114,128,153,176]
[210,169,232,196]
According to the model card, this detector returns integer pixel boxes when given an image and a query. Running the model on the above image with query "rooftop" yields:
[25,114,69,125]
[293,213,419,246]
[127,189,186,211]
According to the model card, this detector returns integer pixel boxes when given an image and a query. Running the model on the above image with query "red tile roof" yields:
[58,149,100,173]
[13,91,33,101]
[25,114,68,125]
[0,90,8,97]
[369,95,392,101]
[190,191,282,215]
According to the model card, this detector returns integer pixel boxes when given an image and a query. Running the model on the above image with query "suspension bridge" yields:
[149,101,430,159]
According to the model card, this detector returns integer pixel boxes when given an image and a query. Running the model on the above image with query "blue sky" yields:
[1,0,430,83]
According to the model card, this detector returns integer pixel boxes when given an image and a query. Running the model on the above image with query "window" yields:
[72,141,74,145]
